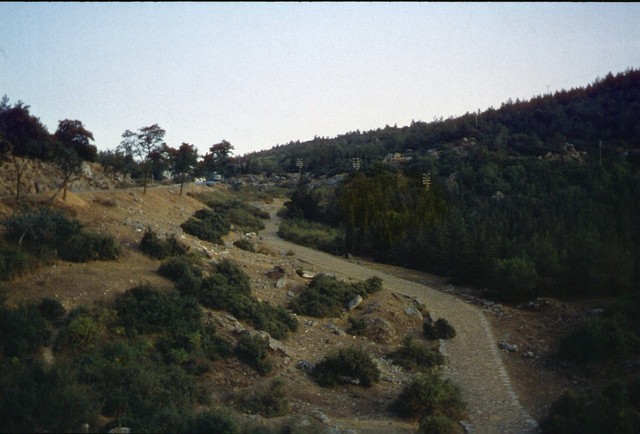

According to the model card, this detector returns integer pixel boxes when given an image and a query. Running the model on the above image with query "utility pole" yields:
[351,157,361,172]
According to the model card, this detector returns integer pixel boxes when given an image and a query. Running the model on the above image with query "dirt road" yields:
[261,201,539,434]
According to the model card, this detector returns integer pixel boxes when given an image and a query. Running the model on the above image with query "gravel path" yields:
[262,203,539,434]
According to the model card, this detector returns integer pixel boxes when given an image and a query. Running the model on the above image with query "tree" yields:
[0,98,52,200]
[202,140,234,179]
[97,149,135,187]
[168,143,198,195]
[117,124,166,194]
[52,120,96,200]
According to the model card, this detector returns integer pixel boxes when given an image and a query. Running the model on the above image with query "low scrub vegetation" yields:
[233,238,255,252]
[188,190,270,233]
[240,377,289,417]
[313,345,380,387]
[180,209,231,244]
[390,336,444,372]
[541,382,640,434]
[159,257,298,340]
[0,207,119,278]
[140,227,188,259]
[423,318,456,340]
[290,274,382,318]
[390,372,466,432]
[235,333,273,375]
[277,217,343,254]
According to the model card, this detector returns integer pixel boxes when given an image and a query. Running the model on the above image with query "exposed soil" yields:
[0,183,620,433]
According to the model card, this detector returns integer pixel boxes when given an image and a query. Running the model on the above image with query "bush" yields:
[290,274,382,318]
[114,285,201,336]
[0,303,50,359]
[185,408,238,434]
[241,377,289,418]
[390,372,466,423]
[181,209,230,244]
[541,382,640,434]
[0,246,30,280]
[423,318,456,340]
[227,208,265,232]
[277,218,343,254]
[38,297,66,324]
[557,315,638,364]
[58,231,120,262]
[158,254,204,296]
[313,346,380,387]
[390,336,444,371]
[233,238,255,252]
[236,333,273,375]
[418,414,461,434]
[140,228,188,259]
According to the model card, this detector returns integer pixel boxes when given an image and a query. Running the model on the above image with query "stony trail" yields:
[261,201,539,434]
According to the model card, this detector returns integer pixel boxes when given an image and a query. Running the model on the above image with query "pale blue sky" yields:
[1,2,639,156]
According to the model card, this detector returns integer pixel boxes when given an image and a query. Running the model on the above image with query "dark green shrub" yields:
[236,333,272,375]
[347,316,368,335]
[58,231,120,262]
[38,297,66,324]
[3,207,81,247]
[227,207,265,232]
[541,382,640,434]
[233,238,255,252]
[0,303,49,359]
[423,318,456,340]
[185,408,237,434]
[241,377,289,418]
[277,218,342,254]
[557,315,638,364]
[158,254,203,296]
[181,209,230,244]
[140,228,188,259]
[0,246,30,280]
[418,414,461,434]
[313,346,380,387]
[290,274,383,318]
[114,285,201,336]
[390,336,444,371]
[390,372,466,422]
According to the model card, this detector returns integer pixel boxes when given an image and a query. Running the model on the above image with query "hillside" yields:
[2,182,632,433]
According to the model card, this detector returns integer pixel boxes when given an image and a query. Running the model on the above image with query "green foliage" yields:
[277,218,343,254]
[160,258,297,340]
[158,254,204,296]
[0,245,30,280]
[114,284,201,336]
[2,207,119,264]
[541,381,640,434]
[313,345,380,387]
[140,227,188,259]
[290,274,382,318]
[57,231,120,262]
[236,333,272,375]
[491,257,539,302]
[0,303,49,360]
[423,318,456,340]
[390,372,466,423]
[37,297,66,324]
[557,315,638,364]
[233,238,255,252]
[241,377,289,418]
[181,208,231,244]
[0,362,101,433]
[185,408,238,434]
[227,207,266,232]
[390,336,444,371]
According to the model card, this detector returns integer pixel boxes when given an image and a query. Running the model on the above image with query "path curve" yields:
[261,201,539,434]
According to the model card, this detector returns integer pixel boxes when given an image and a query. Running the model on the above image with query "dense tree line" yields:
[280,70,640,302]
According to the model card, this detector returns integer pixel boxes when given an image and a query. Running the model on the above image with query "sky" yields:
[1,2,639,157]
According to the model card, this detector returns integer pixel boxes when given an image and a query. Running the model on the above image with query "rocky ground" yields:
[0,183,620,433]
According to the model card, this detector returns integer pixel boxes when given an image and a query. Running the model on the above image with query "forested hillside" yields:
[255,69,640,303]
